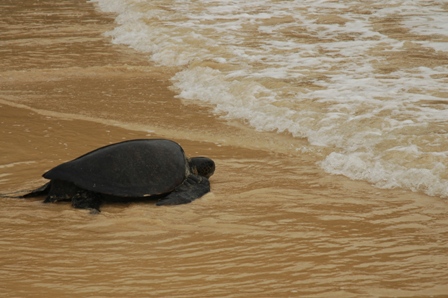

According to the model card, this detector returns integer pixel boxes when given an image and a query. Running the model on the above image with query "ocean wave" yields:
[91,0,448,198]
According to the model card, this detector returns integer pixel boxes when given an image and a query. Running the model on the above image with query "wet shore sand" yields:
[1,2,447,297]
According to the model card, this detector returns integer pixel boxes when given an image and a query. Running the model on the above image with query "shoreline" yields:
[1,1,448,297]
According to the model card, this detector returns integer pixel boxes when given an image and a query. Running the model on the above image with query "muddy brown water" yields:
[1,2,447,297]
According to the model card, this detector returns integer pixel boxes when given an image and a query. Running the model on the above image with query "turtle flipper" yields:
[71,190,102,213]
[39,180,102,213]
[156,174,210,206]
[21,182,51,198]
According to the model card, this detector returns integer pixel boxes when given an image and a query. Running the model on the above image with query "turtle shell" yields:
[43,139,189,197]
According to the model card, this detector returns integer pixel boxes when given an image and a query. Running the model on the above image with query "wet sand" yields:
[1,2,448,297]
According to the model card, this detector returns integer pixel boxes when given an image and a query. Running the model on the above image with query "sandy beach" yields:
[1,1,447,297]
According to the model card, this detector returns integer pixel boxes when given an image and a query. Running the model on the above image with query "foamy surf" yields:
[91,0,448,198]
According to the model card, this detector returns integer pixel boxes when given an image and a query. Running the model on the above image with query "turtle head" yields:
[189,157,215,178]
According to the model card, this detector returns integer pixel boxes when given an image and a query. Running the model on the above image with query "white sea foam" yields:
[91,0,448,198]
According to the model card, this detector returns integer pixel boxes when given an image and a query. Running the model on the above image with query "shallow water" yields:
[1,1,448,297]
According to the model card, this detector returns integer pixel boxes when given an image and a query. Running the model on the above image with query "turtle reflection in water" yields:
[23,139,215,213]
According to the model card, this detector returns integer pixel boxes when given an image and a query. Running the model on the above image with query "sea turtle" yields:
[22,139,215,212]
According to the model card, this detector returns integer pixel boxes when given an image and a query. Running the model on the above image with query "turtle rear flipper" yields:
[71,190,102,214]
[156,175,210,206]
[22,182,51,198]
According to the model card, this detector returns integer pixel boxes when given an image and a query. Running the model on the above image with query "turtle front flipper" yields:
[156,174,210,206]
